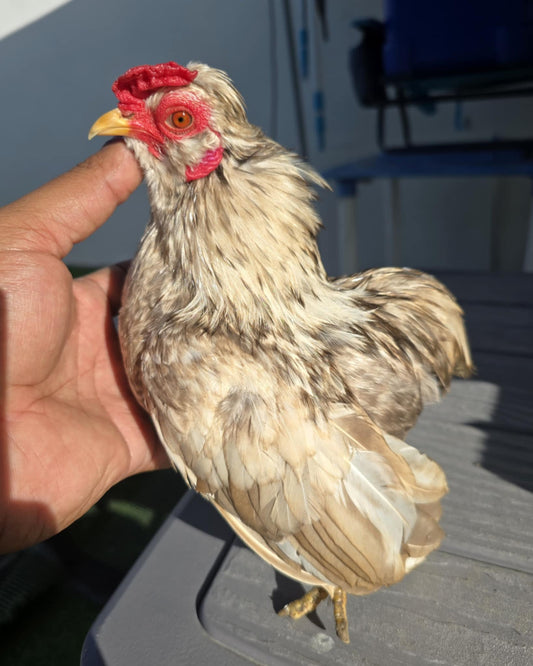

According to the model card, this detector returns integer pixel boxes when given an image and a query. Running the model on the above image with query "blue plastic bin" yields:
[383,0,533,79]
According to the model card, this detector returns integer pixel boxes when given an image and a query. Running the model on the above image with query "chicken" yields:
[89,61,473,644]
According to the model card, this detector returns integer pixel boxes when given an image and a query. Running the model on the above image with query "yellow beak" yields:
[88,108,133,140]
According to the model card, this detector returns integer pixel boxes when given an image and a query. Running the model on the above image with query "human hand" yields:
[0,141,167,553]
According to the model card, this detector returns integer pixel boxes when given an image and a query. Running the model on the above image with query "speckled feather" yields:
[116,63,473,600]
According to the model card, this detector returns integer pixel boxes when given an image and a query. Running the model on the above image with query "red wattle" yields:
[186,145,224,182]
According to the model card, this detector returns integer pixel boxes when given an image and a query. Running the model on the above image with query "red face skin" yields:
[110,63,224,179]
[120,91,213,158]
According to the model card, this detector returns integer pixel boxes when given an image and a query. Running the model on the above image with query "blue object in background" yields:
[383,0,533,79]
[299,0,309,78]
[313,89,325,151]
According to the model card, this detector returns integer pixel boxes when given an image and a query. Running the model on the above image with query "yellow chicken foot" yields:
[278,586,350,643]
[278,585,328,620]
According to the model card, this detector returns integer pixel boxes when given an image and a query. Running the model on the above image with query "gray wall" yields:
[1,0,531,274]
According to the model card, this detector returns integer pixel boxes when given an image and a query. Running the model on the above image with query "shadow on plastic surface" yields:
[479,398,533,493]
[436,272,533,493]
[271,571,326,631]
[467,327,533,494]
[80,633,105,666]
[173,490,235,542]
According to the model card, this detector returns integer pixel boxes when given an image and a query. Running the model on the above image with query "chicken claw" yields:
[278,585,328,620]
[279,586,350,643]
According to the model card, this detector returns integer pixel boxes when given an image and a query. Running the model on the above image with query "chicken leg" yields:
[278,586,350,643]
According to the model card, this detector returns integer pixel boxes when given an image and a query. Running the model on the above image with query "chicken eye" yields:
[168,110,193,130]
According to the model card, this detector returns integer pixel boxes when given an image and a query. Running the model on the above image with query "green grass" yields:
[0,469,186,666]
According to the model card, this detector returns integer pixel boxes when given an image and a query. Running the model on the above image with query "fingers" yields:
[78,261,131,315]
[0,141,142,258]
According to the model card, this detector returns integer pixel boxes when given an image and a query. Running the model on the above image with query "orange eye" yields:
[169,110,193,130]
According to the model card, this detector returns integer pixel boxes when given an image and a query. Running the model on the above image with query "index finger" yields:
[0,141,142,258]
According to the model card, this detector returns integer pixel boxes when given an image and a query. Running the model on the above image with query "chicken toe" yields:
[278,586,329,621]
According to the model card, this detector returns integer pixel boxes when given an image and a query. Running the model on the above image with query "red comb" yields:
[112,62,197,110]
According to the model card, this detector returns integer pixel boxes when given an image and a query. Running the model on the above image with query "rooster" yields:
[89,62,472,644]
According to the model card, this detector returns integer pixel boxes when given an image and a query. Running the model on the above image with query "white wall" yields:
[1,0,531,274]
[0,0,71,40]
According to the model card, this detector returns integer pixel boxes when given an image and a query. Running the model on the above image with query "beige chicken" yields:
[89,61,472,643]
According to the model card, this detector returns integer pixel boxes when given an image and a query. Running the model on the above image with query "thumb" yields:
[0,141,142,258]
